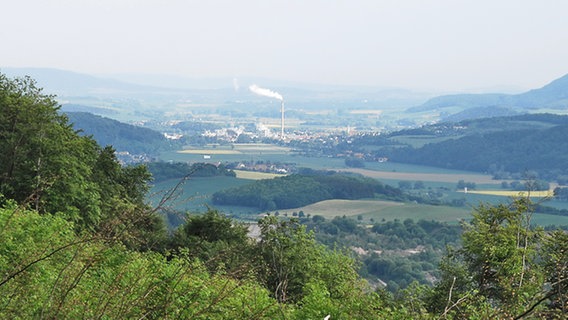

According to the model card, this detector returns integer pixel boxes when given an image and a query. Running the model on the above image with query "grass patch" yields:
[364,203,471,223]
[275,198,568,227]
[532,213,568,226]
[277,199,403,218]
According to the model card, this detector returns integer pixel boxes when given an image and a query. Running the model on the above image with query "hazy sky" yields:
[2,0,568,92]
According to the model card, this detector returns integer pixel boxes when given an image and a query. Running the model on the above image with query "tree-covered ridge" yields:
[389,124,568,180]
[66,111,180,155]
[212,173,404,210]
[147,161,236,183]
[348,114,568,181]
[389,113,568,138]
[408,72,568,113]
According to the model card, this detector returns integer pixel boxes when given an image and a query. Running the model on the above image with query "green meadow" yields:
[276,199,470,223]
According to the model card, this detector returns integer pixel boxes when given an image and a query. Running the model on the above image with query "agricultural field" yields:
[340,167,502,185]
[151,148,568,227]
[149,176,252,214]
[276,199,470,223]
[170,146,504,183]
[160,143,299,163]
[233,170,285,180]
[362,160,495,175]
[177,149,242,155]
[275,199,568,227]
[149,172,568,227]
[177,143,292,155]
[276,199,404,218]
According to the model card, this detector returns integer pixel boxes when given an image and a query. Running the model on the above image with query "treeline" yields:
[0,75,162,249]
[388,126,568,179]
[309,199,568,318]
[66,111,180,155]
[344,114,568,182]
[386,116,568,182]
[147,161,236,183]
[1,203,390,318]
[212,173,404,210]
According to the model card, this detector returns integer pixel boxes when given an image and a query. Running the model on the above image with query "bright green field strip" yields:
[361,203,470,223]
[363,161,487,175]
[546,200,568,210]
[531,214,568,227]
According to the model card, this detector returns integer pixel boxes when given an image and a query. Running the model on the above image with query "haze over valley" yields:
[3,1,568,318]
[5,65,568,233]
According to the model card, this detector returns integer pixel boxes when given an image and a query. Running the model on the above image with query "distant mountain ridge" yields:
[408,73,568,113]
[1,67,168,96]
[515,73,568,108]
[1,67,431,108]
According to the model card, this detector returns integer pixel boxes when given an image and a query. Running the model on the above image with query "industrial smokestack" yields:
[280,100,285,139]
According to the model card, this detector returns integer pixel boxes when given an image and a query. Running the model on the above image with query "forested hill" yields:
[212,173,404,210]
[66,112,179,155]
[408,72,568,113]
[383,114,568,181]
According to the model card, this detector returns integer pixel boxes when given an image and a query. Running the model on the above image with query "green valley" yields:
[3,70,568,319]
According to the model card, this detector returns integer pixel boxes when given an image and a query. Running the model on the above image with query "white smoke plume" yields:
[249,84,283,101]
[232,77,240,92]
